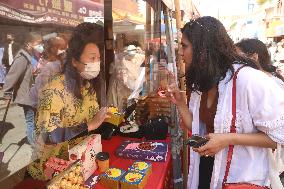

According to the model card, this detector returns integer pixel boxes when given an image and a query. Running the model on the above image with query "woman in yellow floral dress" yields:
[28,22,111,180]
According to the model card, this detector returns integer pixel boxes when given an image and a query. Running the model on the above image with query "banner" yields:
[0,0,104,27]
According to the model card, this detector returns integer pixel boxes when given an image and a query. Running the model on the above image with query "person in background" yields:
[275,42,284,64]
[2,33,21,72]
[29,36,67,108]
[268,42,277,63]
[236,38,284,89]
[3,32,43,147]
[0,39,5,89]
[28,23,111,180]
[168,16,284,189]
[35,36,67,72]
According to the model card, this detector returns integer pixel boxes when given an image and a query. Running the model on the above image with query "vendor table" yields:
[95,136,172,189]
[13,135,172,189]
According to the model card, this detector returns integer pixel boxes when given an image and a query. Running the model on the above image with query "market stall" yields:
[1,1,185,189]
[14,135,172,189]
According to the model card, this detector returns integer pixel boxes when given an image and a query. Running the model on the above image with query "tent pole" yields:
[174,0,188,189]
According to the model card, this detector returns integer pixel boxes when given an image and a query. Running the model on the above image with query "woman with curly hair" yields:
[28,22,111,180]
[169,16,284,189]
[235,38,284,89]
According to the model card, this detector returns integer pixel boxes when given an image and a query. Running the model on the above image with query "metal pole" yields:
[163,5,183,189]
[174,0,189,189]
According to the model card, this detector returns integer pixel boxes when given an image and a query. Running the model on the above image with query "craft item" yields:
[44,157,72,180]
[120,172,147,189]
[116,140,168,162]
[104,106,124,126]
[99,168,126,189]
[68,134,102,180]
[96,152,110,172]
[128,161,152,179]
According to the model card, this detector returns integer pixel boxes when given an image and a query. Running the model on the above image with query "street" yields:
[0,90,33,188]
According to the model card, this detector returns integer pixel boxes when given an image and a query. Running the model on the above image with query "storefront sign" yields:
[0,0,104,27]
[266,20,284,37]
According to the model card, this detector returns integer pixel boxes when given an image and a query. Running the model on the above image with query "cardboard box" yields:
[116,141,168,162]
[44,157,72,180]
[68,134,102,180]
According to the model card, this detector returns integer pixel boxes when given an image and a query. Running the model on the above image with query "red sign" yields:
[0,0,104,26]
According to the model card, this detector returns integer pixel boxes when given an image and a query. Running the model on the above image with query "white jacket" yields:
[187,64,284,189]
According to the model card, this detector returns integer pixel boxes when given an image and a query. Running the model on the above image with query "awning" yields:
[266,20,284,37]
[113,8,145,25]
[0,0,104,27]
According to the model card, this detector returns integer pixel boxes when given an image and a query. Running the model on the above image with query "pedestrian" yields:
[3,32,44,147]
[29,36,67,108]
[236,38,284,89]
[168,16,284,189]
[0,39,5,89]
[268,42,277,63]
[2,33,21,72]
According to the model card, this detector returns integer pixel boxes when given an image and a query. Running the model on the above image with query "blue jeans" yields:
[22,105,36,147]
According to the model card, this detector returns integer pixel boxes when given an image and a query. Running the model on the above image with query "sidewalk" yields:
[0,90,16,111]
[0,88,32,187]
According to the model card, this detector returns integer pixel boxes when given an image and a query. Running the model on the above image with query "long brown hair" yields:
[181,16,257,92]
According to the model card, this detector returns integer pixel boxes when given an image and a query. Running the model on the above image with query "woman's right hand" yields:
[167,83,186,107]
[87,107,112,131]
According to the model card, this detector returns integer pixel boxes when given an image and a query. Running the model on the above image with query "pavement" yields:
[0,90,33,189]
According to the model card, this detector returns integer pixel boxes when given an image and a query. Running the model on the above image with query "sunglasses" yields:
[188,18,210,32]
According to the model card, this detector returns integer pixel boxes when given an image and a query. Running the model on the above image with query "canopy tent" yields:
[112,8,145,33]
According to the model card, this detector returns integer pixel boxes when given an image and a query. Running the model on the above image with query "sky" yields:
[194,0,254,18]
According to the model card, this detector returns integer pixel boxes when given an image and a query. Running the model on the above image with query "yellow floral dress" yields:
[28,75,99,180]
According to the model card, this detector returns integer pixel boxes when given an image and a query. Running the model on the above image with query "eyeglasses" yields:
[188,18,210,32]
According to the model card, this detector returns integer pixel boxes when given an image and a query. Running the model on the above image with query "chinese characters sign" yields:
[0,0,104,26]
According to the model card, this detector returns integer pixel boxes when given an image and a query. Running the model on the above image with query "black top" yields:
[96,152,110,161]
[198,91,218,189]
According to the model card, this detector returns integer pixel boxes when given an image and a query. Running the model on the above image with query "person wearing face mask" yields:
[3,32,43,147]
[28,23,111,180]
[35,36,67,72]
[29,36,67,108]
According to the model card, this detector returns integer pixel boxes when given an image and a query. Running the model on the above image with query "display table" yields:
[13,135,172,189]
[94,136,172,189]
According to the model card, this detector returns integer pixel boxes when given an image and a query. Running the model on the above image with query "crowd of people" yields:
[0,16,284,188]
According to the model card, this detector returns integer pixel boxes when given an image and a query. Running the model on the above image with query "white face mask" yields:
[33,44,44,54]
[80,62,100,80]
[57,49,66,55]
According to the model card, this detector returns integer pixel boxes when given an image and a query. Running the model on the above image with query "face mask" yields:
[128,50,136,56]
[57,49,66,55]
[80,62,100,80]
[33,44,44,54]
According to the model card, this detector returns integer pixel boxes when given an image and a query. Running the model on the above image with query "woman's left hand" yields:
[193,133,231,157]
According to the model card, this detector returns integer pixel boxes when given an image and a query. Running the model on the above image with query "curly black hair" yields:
[181,16,257,92]
[63,22,104,100]
[235,38,284,82]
